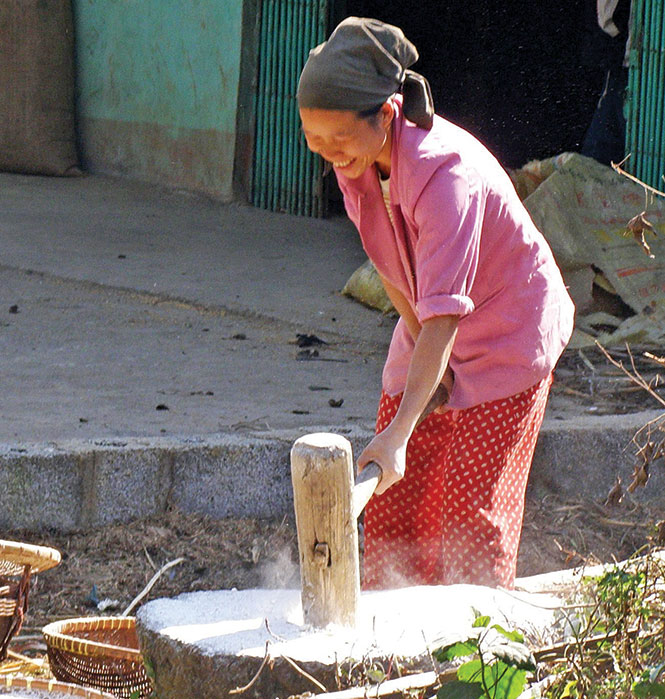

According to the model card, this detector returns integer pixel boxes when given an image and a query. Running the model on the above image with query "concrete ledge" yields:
[530,410,664,500]
[2,412,663,532]
[0,430,372,531]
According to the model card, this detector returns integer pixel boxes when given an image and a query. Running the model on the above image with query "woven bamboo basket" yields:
[42,617,153,699]
[0,540,61,662]
[0,674,116,697]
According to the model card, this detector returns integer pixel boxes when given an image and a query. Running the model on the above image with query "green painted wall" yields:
[73,0,250,201]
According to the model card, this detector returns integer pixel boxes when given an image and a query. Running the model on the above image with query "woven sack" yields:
[0,0,79,175]
[341,259,395,315]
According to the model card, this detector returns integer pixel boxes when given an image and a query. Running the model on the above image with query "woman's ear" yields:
[380,100,395,129]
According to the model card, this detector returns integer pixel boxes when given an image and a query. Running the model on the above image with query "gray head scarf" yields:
[297,17,434,130]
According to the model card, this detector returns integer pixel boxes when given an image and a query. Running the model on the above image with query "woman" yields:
[297,17,574,589]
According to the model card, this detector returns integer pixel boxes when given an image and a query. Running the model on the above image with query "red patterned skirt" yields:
[362,375,552,590]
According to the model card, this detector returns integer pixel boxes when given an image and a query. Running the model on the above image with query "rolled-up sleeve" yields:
[411,162,482,322]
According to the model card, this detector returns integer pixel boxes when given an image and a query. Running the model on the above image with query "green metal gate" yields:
[252,0,330,217]
[626,0,665,189]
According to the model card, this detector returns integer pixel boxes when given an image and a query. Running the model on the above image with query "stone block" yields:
[81,444,173,527]
[171,436,294,519]
[0,448,82,530]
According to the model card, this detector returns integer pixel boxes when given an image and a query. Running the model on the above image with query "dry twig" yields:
[6,650,43,669]
[229,641,271,695]
[611,157,665,199]
[595,344,665,494]
[610,156,663,257]
[645,352,665,369]
[0,660,24,675]
[281,654,328,693]
[595,343,665,411]
[122,556,184,616]
[264,617,287,642]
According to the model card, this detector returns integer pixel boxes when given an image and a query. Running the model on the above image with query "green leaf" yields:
[632,681,665,698]
[472,615,491,628]
[487,640,535,671]
[559,679,579,698]
[437,680,484,698]
[143,658,156,681]
[457,659,484,684]
[491,664,527,699]
[367,668,385,683]
[490,624,525,643]
[458,659,527,699]
[433,639,479,662]
[479,627,536,671]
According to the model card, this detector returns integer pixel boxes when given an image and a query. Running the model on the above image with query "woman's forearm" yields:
[389,314,458,437]
[357,312,458,493]
[380,273,455,395]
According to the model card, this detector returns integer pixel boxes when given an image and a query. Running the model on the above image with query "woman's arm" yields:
[380,272,454,394]
[358,313,458,494]
[379,272,421,341]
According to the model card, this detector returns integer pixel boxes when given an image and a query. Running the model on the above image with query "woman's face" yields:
[299,104,392,179]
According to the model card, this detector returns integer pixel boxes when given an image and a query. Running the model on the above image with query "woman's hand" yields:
[357,422,408,495]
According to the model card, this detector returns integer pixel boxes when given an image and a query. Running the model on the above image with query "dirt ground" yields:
[2,345,664,678]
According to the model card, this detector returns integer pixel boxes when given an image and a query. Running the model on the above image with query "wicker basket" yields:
[0,674,116,697]
[42,617,153,699]
[0,540,61,662]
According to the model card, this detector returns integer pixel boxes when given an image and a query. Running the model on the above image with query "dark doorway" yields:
[334,2,609,168]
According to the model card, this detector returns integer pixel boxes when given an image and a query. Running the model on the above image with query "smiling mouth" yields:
[333,158,354,168]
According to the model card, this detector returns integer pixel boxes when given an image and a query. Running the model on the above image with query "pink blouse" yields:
[336,99,575,409]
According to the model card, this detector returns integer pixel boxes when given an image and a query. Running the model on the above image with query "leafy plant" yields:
[545,551,665,698]
[335,652,392,691]
[633,662,665,698]
[433,614,536,699]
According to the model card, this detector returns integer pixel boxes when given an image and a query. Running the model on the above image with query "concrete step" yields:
[2,410,663,531]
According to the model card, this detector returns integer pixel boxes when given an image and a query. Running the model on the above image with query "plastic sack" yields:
[523,153,665,346]
[342,259,395,314]
[508,152,575,201]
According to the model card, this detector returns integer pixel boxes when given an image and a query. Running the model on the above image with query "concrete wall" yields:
[73,0,252,201]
